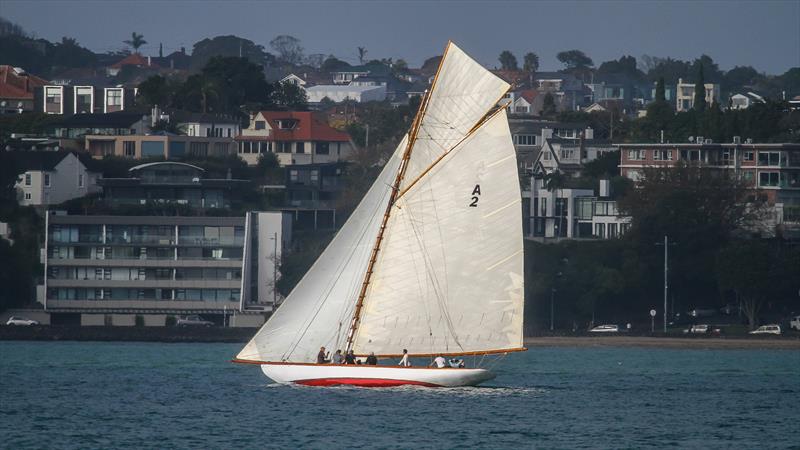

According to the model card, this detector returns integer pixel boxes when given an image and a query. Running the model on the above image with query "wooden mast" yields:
[344,42,452,353]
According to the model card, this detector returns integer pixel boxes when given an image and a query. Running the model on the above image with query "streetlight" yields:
[655,235,676,333]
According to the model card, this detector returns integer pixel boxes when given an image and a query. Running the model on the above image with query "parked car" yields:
[749,324,781,335]
[176,315,214,327]
[589,324,619,333]
[789,315,800,331]
[5,316,39,326]
[685,324,711,334]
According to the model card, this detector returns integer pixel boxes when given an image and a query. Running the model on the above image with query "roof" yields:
[110,53,158,69]
[306,85,384,94]
[9,150,95,173]
[0,65,48,100]
[129,162,205,173]
[517,89,538,104]
[240,111,350,142]
[54,112,146,129]
[171,110,241,125]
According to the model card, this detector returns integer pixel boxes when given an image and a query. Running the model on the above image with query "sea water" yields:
[1,341,797,449]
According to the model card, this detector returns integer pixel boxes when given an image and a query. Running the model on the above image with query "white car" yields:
[176,315,214,327]
[686,324,710,334]
[6,316,39,326]
[789,316,800,331]
[749,324,781,335]
[589,324,619,333]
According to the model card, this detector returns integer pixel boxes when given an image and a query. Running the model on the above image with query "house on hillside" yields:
[533,135,617,178]
[0,65,48,114]
[106,53,159,77]
[236,111,354,166]
[52,112,149,138]
[12,151,101,207]
[729,91,765,110]
[509,89,539,114]
[675,78,721,112]
[35,84,137,115]
[171,111,241,138]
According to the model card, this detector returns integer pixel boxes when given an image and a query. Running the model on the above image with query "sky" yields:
[2,0,799,74]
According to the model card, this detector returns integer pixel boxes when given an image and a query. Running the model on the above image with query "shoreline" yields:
[523,335,800,350]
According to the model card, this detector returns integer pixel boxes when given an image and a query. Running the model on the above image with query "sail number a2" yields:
[469,184,481,207]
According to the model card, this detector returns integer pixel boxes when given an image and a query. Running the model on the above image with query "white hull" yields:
[260,363,495,387]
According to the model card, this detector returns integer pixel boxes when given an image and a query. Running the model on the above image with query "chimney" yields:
[181,46,186,55]
[733,136,741,144]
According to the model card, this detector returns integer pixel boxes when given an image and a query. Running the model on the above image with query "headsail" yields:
[351,109,524,357]
[236,136,406,363]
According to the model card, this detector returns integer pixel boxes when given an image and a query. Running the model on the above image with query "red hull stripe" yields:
[294,378,441,388]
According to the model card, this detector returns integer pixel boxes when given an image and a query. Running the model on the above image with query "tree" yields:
[556,49,593,69]
[655,77,666,103]
[357,46,367,65]
[716,240,773,329]
[305,53,325,68]
[123,32,146,53]
[694,64,707,112]
[646,57,690,84]
[597,55,644,81]
[541,92,557,117]
[137,75,177,108]
[723,66,759,93]
[498,50,518,70]
[393,59,408,72]
[421,55,442,75]
[270,35,304,65]
[523,52,539,74]
[543,171,567,237]
[270,81,308,110]
[321,56,351,72]
[191,35,275,70]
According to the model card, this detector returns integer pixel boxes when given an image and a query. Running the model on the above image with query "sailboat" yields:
[233,41,525,387]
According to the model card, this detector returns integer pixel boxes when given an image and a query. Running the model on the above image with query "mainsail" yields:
[237,41,524,363]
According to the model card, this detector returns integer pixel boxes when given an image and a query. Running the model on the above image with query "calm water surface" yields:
[1,341,798,449]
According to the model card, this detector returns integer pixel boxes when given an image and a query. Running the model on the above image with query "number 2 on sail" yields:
[469,184,481,207]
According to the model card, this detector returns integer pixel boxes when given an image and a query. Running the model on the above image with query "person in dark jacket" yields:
[344,349,356,364]
[316,347,329,364]
[365,352,378,365]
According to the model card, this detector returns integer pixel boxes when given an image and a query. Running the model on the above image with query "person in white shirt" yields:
[429,354,447,368]
[398,349,410,367]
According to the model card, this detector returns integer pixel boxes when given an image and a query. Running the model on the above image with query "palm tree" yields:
[124,32,147,54]
[543,170,567,238]
[198,78,218,113]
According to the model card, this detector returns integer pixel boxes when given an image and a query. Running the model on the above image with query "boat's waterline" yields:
[260,363,496,387]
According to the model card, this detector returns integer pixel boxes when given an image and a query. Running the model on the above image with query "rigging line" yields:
[404,196,463,352]
[394,105,509,203]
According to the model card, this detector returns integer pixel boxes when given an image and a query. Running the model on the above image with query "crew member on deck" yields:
[398,349,411,367]
[430,354,447,368]
[332,349,344,364]
[365,352,378,365]
[316,346,330,364]
[344,349,356,364]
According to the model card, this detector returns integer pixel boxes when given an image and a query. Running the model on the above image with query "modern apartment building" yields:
[43,211,291,326]
[84,134,237,159]
[675,78,721,112]
[35,85,136,115]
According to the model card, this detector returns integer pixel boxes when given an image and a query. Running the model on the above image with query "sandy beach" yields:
[524,335,800,350]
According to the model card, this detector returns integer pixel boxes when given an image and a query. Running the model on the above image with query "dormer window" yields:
[254,120,266,130]
[276,119,298,130]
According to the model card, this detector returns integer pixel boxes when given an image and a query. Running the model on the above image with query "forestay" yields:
[351,109,524,356]
[236,136,407,363]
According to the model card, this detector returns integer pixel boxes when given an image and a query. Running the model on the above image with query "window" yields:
[721,150,731,164]
[290,170,298,182]
[105,89,123,112]
[45,87,62,113]
[653,150,673,161]
[759,172,779,187]
[44,174,50,186]
[514,135,536,146]
[560,149,575,159]
[78,174,84,187]
[276,142,291,153]
[744,151,754,162]
[743,171,754,182]
[594,223,606,238]
[543,152,551,161]
[255,121,266,130]
[123,141,136,157]
[310,170,319,182]
[295,142,306,154]
[627,150,645,161]
[316,142,330,155]
[75,86,93,113]
[758,152,781,166]
[277,119,298,130]
[25,173,31,186]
